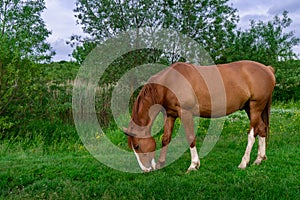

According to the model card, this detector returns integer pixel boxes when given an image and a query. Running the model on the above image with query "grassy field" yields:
[0,102,299,199]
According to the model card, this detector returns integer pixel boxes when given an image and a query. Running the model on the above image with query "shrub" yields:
[273,60,300,101]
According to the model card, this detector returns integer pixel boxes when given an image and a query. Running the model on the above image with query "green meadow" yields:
[1,102,299,199]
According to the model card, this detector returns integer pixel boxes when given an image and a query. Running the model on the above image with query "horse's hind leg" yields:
[239,101,267,169]
[252,110,268,165]
[251,104,268,165]
[254,135,267,165]
[238,127,255,169]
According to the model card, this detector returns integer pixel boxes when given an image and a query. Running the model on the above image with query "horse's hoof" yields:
[253,159,262,165]
[156,161,165,170]
[186,162,200,174]
[253,155,267,165]
[186,167,198,174]
[238,163,247,170]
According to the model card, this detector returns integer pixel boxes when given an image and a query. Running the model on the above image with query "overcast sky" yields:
[42,0,300,61]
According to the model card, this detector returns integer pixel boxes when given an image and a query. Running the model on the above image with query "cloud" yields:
[228,0,275,29]
[268,1,300,15]
[43,0,83,40]
[51,38,73,61]
[293,46,300,57]
[229,0,270,16]
[42,0,85,61]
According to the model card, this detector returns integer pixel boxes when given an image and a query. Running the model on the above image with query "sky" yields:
[42,0,300,61]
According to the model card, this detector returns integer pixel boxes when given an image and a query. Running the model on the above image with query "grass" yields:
[0,102,299,199]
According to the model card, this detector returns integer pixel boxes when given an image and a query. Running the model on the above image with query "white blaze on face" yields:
[133,148,154,172]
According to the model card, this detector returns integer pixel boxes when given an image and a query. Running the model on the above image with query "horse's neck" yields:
[133,98,161,128]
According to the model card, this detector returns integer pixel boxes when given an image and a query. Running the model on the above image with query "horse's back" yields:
[218,60,275,99]
[148,61,275,117]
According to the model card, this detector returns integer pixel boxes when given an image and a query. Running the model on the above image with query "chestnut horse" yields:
[123,60,275,172]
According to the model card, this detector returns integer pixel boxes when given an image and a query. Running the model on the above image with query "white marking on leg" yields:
[151,158,156,170]
[133,148,152,172]
[239,128,255,169]
[187,146,200,172]
[254,136,266,165]
[190,146,200,164]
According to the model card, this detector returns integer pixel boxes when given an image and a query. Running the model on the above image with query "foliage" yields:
[0,13,76,137]
[74,0,164,40]
[0,0,54,62]
[71,0,239,64]
[0,53,79,137]
[0,0,57,135]
[273,60,300,101]
[0,35,39,136]
[223,11,300,65]
[163,0,239,62]
[69,39,97,65]
[72,1,299,66]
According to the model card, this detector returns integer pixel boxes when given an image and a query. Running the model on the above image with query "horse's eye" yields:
[134,144,139,150]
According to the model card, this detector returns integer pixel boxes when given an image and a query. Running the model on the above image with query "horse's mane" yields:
[132,83,160,126]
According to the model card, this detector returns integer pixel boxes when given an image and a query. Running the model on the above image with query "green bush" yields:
[0,53,79,139]
[273,60,300,101]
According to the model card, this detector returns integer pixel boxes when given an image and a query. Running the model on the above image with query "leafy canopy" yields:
[223,11,300,65]
[71,0,239,64]
[0,0,54,62]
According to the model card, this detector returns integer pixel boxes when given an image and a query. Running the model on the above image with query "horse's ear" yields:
[123,127,129,133]
[122,127,136,137]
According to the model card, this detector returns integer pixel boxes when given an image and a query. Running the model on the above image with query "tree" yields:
[71,0,239,64]
[68,36,97,65]
[0,0,55,135]
[0,33,78,136]
[161,0,239,62]
[0,35,39,135]
[222,11,300,65]
[0,0,54,62]
[74,0,163,41]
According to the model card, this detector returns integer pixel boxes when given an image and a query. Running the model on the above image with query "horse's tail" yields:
[267,66,275,74]
[263,65,275,147]
[262,96,272,147]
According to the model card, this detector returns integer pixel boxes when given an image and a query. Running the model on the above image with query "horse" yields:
[123,60,276,172]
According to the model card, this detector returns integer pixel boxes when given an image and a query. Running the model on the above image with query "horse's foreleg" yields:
[187,144,200,173]
[157,116,175,169]
[181,110,200,173]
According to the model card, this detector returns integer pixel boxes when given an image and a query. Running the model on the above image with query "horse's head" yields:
[123,123,156,172]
